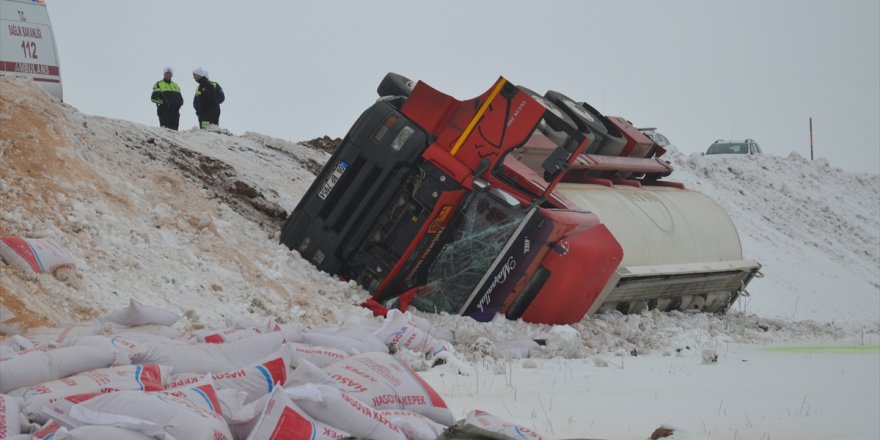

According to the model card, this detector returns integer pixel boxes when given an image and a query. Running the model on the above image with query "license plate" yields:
[318,160,348,200]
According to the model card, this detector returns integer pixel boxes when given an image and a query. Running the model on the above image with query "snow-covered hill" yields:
[670,150,879,325]
[1,77,878,439]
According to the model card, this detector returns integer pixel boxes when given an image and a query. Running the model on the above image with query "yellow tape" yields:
[450,77,507,156]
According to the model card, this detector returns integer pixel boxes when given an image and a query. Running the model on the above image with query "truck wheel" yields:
[517,86,577,133]
[545,90,606,135]
[377,72,415,98]
[545,91,626,154]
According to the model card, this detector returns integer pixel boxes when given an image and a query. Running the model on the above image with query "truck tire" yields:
[377,72,415,98]
[544,91,626,154]
[544,90,604,135]
[517,86,577,133]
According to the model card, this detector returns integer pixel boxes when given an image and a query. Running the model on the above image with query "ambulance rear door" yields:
[0,0,62,100]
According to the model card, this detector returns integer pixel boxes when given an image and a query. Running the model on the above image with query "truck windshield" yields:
[408,192,526,314]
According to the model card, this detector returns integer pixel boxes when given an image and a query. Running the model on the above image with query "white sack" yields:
[1,335,34,354]
[55,425,155,440]
[0,346,115,394]
[110,324,182,339]
[285,384,406,440]
[31,419,62,440]
[0,393,23,438]
[131,331,291,374]
[375,309,449,356]
[301,331,386,354]
[20,363,169,423]
[287,342,350,368]
[0,236,76,274]
[23,326,102,348]
[317,352,455,426]
[41,390,109,428]
[95,299,179,327]
[245,386,349,440]
[227,393,268,440]
[65,335,144,365]
[196,320,303,344]
[158,380,225,417]
[464,409,545,439]
[380,409,447,440]
[216,388,248,424]
[168,346,293,404]
[67,388,234,440]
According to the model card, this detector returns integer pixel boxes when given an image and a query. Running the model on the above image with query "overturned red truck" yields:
[281,73,760,324]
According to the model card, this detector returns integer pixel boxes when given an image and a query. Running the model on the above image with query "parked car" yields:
[706,139,763,155]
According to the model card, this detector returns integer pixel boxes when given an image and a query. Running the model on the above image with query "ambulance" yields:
[0,0,62,100]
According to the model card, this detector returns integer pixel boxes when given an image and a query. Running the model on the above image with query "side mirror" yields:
[541,146,570,182]
[473,177,491,192]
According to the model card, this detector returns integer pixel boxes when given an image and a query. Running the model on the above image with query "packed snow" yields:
[1,77,878,439]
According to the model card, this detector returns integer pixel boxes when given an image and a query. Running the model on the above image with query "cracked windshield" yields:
[409,192,526,314]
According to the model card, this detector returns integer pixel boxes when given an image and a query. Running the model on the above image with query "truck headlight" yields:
[390,126,415,151]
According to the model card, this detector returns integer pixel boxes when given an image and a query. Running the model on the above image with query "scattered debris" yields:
[651,426,675,439]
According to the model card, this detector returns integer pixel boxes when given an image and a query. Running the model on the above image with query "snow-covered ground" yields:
[1,77,878,439]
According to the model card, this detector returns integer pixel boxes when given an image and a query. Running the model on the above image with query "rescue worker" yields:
[150,66,183,130]
[192,67,221,129]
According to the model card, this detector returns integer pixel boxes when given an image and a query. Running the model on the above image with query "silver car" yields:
[706,139,763,155]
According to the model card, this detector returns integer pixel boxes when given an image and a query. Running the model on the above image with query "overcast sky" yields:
[46,0,879,173]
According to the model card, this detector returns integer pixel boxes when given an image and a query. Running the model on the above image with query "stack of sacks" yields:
[1,301,547,439]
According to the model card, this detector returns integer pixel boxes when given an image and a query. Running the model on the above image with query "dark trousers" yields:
[158,110,180,130]
[198,109,221,129]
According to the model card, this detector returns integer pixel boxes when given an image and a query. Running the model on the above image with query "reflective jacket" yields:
[151,80,183,112]
[193,77,220,118]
